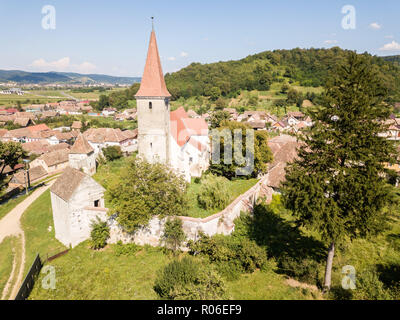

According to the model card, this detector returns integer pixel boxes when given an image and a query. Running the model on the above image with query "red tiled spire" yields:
[135,30,171,98]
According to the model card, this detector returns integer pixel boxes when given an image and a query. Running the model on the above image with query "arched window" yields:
[149,102,152,109]
[165,100,168,110]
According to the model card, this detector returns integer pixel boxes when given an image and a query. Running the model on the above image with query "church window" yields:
[165,100,168,110]
[149,102,152,109]
[94,200,100,207]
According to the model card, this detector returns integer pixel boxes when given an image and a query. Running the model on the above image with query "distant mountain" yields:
[0,70,140,85]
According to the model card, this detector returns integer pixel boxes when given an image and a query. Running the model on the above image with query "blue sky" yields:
[1,0,400,77]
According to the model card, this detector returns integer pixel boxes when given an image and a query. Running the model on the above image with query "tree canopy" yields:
[209,120,273,179]
[281,51,398,290]
[106,158,189,232]
[0,141,27,191]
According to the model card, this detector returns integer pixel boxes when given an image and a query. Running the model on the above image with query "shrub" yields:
[90,218,110,250]
[188,233,268,276]
[102,146,123,162]
[351,268,392,300]
[197,175,231,210]
[154,256,227,300]
[162,218,186,252]
[113,241,140,256]
[279,255,321,285]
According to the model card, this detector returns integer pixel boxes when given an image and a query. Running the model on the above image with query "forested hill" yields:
[164,47,400,101]
[382,55,400,65]
[0,70,140,85]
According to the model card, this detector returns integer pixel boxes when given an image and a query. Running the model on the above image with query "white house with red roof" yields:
[135,28,210,181]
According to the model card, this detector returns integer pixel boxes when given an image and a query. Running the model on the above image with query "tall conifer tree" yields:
[281,52,398,291]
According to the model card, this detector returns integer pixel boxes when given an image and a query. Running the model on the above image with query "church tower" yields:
[135,27,171,164]
[69,133,96,176]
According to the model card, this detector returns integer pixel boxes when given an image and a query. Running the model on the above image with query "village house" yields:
[223,108,239,120]
[30,148,70,174]
[83,127,138,154]
[9,165,47,188]
[102,107,117,117]
[71,121,82,131]
[50,166,106,248]
[22,140,70,156]
[247,121,267,131]
[266,134,300,192]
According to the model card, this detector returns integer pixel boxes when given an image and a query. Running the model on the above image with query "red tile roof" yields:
[27,124,51,132]
[170,107,208,150]
[135,31,171,98]
[70,134,94,154]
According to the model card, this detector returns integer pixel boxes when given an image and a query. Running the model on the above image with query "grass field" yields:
[23,190,312,300]
[186,178,259,218]
[20,190,66,275]
[0,192,30,221]
[0,236,17,295]
[0,88,126,107]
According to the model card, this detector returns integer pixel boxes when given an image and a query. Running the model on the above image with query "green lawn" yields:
[227,269,318,300]
[186,178,259,218]
[0,236,17,295]
[0,192,30,221]
[22,173,311,300]
[20,190,66,275]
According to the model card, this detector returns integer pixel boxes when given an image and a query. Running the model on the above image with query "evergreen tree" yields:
[281,52,398,292]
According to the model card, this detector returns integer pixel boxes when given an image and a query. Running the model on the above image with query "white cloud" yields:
[30,57,70,70]
[369,22,382,30]
[324,40,338,45]
[379,40,400,51]
[29,57,97,73]
[167,57,176,61]
[77,61,97,73]
[180,51,188,57]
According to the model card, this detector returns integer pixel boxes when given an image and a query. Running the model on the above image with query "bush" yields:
[279,255,321,285]
[162,218,186,252]
[102,146,123,162]
[188,233,268,276]
[197,175,231,210]
[113,241,140,256]
[90,218,110,250]
[154,256,227,300]
[351,268,392,300]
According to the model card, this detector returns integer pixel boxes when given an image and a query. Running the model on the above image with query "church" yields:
[135,28,210,182]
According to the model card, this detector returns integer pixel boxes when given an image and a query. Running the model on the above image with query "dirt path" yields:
[1,246,17,300]
[0,182,53,299]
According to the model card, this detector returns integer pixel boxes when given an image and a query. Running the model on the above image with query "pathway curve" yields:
[0,182,54,299]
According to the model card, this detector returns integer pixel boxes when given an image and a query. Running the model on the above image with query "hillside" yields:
[0,70,140,85]
[164,47,400,101]
[382,55,400,65]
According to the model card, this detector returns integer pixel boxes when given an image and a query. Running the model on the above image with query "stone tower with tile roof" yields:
[69,133,96,175]
[135,29,171,165]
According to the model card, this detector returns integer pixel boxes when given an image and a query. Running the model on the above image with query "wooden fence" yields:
[14,248,69,300]
[14,254,43,300]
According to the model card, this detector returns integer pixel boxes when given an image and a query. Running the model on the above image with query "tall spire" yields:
[135,24,171,98]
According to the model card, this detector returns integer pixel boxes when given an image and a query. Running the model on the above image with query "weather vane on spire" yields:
[151,17,154,31]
